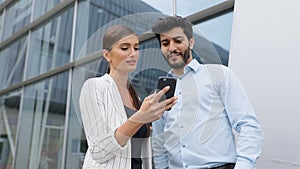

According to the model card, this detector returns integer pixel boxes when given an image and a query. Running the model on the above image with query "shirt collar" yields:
[186,59,201,72]
[167,59,201,78]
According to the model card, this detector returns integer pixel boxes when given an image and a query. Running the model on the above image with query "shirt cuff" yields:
[235,159,255,169]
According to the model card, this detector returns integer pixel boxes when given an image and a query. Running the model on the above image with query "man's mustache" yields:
[167,51,182,58]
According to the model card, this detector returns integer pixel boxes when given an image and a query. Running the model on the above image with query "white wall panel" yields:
[230,0,300,168]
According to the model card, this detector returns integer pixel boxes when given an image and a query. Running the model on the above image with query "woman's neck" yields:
[109,71,136,109]
[109,71,129,90]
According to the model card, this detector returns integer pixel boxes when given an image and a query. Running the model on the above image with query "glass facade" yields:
[195,12,234,66]
[2,0,33,41]
[32,0,63,20]
[0,0,234,169]
[15,71,68,169]
[176,0,228,17]
[0,36,27,90]
[26,6,74,79]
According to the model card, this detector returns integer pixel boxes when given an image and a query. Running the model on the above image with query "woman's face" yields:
[104,34,139,74]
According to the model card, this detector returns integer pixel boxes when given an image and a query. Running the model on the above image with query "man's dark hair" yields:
[152,15,193,44]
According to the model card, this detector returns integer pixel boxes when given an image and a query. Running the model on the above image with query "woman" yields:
[79,25,177,169]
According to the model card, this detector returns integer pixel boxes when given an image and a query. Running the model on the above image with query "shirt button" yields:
[182,145,186,148]
[185,165,188,168]
[180,125,184,128]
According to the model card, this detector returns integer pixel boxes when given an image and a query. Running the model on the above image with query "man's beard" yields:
[165,47,191,69]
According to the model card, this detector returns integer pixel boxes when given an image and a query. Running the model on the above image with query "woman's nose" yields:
[130,47,139,56]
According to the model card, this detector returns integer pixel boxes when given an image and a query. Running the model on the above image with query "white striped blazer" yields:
[79,74,152,169]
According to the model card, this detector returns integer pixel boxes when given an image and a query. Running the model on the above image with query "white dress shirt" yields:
[152,59,263,169]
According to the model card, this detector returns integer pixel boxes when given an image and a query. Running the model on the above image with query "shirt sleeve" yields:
[79,78,128,164]
[152,116,169,169]
[220,68,264,169]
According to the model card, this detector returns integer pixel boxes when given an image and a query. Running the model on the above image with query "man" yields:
[151,15,263,169]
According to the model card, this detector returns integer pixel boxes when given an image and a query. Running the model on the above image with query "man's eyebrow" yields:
[173,36,185,40]
[161,35,184,41]
[161,39,169,42]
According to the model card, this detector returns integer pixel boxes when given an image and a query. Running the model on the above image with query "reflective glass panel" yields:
[2,0,33,41]
[176,0,227,17]
[64,101,87,169]
[15,71,68,169]
[0,36,27,90]
[195,12,233,66]
[141,0,228,16]
[141,0,173,15]
[0,12,3,42]
[67,58,104,169]
[32,0,63,20]
[26,7,73,79]
[74,0,160,59]
[0,89,21,169]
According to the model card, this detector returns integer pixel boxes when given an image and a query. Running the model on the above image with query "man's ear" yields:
[103,49,110,62]
[189,37,195,49]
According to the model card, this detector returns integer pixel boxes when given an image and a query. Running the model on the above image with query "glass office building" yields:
[0,0,233,168]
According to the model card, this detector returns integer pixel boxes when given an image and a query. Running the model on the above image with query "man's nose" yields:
[168,41,177,52]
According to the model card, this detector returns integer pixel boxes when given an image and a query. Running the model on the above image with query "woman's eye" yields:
[121,47,128,50]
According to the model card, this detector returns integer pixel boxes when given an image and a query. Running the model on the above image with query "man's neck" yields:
[171,57,193,76]
[171,68,184,76]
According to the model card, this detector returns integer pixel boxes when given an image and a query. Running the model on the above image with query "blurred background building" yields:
[0,0,234,169]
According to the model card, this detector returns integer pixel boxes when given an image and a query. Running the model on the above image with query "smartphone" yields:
[156,77,177,110]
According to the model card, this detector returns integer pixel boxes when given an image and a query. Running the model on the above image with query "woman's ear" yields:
[103,49,110,62]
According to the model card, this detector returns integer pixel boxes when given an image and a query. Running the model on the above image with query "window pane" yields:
[74,0,160,59]
[141,0,173,15]
[176,0,227,17]
[0,89,21,169]
[0,12,3,42]
[26,7,74,80]
[0,36,27,90]
[195,12,233,66]
[32,0,63,20]
[2,0,33,41]
[15,72,68,169]
[65,101,86,169]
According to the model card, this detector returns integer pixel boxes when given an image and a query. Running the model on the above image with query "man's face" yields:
[159,27,194,69]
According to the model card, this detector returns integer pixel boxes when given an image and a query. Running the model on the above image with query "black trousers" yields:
[210,163,236,169]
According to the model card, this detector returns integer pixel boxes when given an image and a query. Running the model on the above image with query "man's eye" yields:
[175,40,182,43]
[121,47,128,50]
[134,47,139,51]
[161,42,169,46]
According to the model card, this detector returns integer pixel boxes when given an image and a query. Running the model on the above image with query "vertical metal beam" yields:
[172,0,176,16]
[61,1,79,168]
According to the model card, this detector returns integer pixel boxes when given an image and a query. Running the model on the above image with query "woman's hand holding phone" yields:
[129,86,177,124]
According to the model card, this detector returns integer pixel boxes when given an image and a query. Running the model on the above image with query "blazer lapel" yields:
[104,74,127,122]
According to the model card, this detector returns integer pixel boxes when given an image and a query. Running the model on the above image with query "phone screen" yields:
[156,77,177,104]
